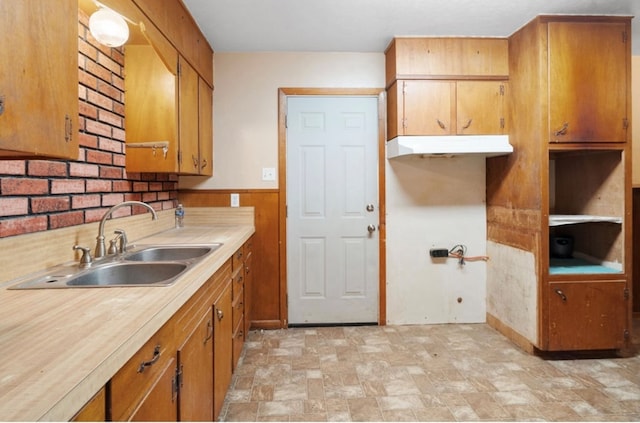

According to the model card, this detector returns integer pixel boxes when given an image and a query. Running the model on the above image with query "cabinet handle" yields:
[555,289,567,302]
[461,119,473,130]
[216,308,224,321]
[192,155,199,169]
[0,95,4,116]
[64,114,72,143]
[201,159,208,169]
[554,122,569,136]
[137,344,161,373]
[204,320,213,344]
[436,119,446,130]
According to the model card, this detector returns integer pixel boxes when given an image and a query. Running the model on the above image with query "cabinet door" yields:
[548,21,628,143]
[178,309,214,421]
[213,283,233,420]
[548,281,628,351]
[403,80,454,135]
[129,357,178,422]
[179,56,200,174]
[198,78,213,175]
[0,0,78,159]
[71,387,106,421]
[456,81,506,135]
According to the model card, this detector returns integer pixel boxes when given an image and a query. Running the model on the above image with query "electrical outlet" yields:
[262,167,276,181]
[230,193,240,207]
[429,248,449,258]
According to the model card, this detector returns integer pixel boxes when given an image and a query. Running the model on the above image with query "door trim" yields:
[278,88,387,327]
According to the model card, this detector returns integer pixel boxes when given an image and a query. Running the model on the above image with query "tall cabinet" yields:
[486,15,632,353]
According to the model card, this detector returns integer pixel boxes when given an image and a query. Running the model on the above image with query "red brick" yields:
[69,162,100,178]
[111,49,124,67]
[85,119,112,138]
[31,196,70,213]
[123,193,142,202]
[1,178,49,195]
[112,154,126,167]
[100,166,122,179]
[97,51,121,75]
[102,193,125,207]
[163,182,178,191]
[79,101,98,119]
[97,79,123,103]
[111,127,125,142]
[98,109,123,127]
[157,191,169,201]
[112,180,131,192]
[149,182,163,192]
[132,182,149,192]
[0,197,28,217]
[51,179,85,194]
[113,101,125,117]
[161,200,175,210]
[112,74,124,91]
[141,192,157,203]
[132,202,159,214]
[78,84,87,101]
[86,179,112,193]
[85,207,109,223]
[49,211,85,230]
[85,60,112,83]
[78,39,98,62]
[72,194,101,209]
[28,160,68,177]
[78,132,98,149]
[0,216,48,237]
[86,150,112,165]
[79,69,98,90]
[0,161,26,175]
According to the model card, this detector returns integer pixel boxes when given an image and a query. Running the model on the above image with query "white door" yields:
[287,96,379,325]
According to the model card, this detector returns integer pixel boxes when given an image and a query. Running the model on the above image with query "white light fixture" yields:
[89,7,129,48]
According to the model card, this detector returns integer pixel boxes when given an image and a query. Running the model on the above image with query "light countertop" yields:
[0,212,254,421]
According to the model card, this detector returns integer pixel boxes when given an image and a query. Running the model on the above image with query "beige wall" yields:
[179,52,385,190]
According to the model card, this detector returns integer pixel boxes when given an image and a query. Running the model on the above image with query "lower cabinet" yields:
[108,257,235,421]
[71,387,106,421]
[548,280,629,351]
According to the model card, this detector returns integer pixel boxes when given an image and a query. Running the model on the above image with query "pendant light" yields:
[89,6,130,48]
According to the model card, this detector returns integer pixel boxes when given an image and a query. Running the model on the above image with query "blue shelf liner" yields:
[549,258,621,275]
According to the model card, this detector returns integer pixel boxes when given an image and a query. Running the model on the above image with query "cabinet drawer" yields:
[110,319,176,421]
[232,290,244,330]
[232,266,244,301]
[232,246,244,271]
[232,318,244,370]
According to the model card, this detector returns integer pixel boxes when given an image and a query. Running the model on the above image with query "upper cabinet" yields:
[0,0,79,159]
[388,80,506,138]
[385,37,509,141]
[548,20,629,143]
[92,0,214,175]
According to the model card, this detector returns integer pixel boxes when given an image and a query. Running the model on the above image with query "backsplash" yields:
[0,10,178,239]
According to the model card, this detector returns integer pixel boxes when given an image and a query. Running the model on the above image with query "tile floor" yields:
[220,320,640,421]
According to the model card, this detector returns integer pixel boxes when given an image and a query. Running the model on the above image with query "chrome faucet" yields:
[95,201,158,258]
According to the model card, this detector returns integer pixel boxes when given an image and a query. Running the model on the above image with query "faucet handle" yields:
[73,245,93,267]
[113,229,128,253]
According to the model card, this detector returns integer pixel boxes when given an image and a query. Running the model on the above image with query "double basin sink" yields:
[10,244,222,289]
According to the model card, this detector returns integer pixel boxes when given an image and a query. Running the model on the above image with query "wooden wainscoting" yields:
[179,189,284,329]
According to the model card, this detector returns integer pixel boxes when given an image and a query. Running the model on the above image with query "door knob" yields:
[367,224,376,233]
[366,204,375,212]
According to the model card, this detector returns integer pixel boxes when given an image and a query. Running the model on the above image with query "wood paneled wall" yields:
[179,189,283,329]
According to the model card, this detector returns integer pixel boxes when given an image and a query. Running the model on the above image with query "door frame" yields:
[278,87,387,327]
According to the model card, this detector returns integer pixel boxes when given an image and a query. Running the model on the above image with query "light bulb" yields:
[89,7,129,48]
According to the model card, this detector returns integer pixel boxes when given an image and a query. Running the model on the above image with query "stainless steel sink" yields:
[9,243,223,289]
[124,245,220,262]
[66,262,188,287]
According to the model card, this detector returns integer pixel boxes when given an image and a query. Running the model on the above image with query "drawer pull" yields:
[436,119,446,130]
[216,308,224,321]
[555,289,567,302]
[204,320,213,344]
[554,122,569,136]
[137,345,161,373]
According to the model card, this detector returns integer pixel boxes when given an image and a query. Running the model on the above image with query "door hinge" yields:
[624,329,630,340]
[623,118,629,130]
[500,117,505,129]
[177,60,182,76]
[624,287,630,300]
[402,118,408,129]
[402,81,407,95]
[178,150,183,165]
[499,85,505,96]
[623,31,628,43]
[285,114,288,128]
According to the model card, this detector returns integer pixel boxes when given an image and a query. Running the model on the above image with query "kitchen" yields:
[0,0,639,421]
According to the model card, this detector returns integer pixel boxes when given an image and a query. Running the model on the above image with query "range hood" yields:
[387,135,513,159]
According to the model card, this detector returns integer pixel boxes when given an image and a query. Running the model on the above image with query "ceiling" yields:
[182,0,639,55]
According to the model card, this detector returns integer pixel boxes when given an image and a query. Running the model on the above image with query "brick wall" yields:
[0,10,178,238]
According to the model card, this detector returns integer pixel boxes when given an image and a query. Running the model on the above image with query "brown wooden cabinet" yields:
[213,279,232,420]
[486,15,632,353]
[0,0,78,159]
[387,80,506,139]
[71,387,106,421]
[548,21,628,143]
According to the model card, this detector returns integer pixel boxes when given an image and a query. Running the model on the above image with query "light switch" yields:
[262,167,276,181]
[230,193,240,207]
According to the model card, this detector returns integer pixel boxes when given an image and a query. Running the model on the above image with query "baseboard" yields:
[486,312,536,354]
[250,320,285,330]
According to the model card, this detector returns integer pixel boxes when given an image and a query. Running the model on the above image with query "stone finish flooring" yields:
[220,321,640,421]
